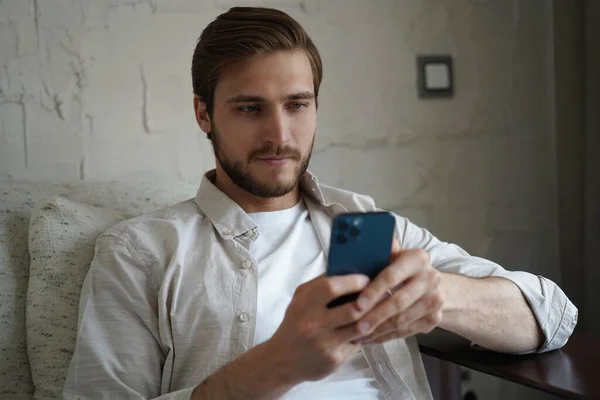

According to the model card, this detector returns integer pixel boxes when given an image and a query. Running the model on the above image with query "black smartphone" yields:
[326,211,396,308]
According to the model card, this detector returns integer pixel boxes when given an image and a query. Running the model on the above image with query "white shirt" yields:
[63,170,578,400]
[248,200,379,399]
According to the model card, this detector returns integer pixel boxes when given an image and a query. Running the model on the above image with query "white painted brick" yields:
[432,135,491,207]
[0,103,26,173]
[2,58,24,97]
[0,1,560,287]
[485,232,535,271]
[170,130,215,181]
[16,18,38,57]
[85,132,186,180]
[390,205,432,231]
[142,56,198,135]
[155,0,213,13]
[428,205,490,257]
[9,160,83,181]
[487,135,540,203]
[0,0,32,23]
[0,22,18,60]
[310,141,441,210]
[216,0,319,14]
[24,102,84,168]
[530,229,560,281]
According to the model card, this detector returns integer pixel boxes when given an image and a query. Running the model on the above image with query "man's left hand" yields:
[352,246,444,345]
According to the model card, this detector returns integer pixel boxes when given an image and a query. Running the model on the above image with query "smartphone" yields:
[326,211,396,308]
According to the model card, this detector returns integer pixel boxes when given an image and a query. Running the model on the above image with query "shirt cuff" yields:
[490,270,578,354]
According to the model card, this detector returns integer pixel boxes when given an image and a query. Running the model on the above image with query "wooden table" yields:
[417,330,600,399]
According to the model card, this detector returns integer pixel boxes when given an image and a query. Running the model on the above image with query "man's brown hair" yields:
[191,6,323,119]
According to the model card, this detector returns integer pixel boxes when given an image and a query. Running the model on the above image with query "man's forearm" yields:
[438,273,544,354]
[191,341,298,400]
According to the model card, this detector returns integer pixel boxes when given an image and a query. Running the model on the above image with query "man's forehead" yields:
[215,50,314,101]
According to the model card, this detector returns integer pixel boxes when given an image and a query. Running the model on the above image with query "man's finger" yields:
[311,274,371,306]
[391,238,401,253]
[355,274,434,337]
[357,311,443,345]
[356,249,431,312]
[324,300,369,330]
[353,292,443,343]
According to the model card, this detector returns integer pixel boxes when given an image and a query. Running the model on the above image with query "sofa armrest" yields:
[417,329,599,399]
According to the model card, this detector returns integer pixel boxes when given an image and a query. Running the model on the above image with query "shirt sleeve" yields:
[63,234,195,400]
[394,214,578,354]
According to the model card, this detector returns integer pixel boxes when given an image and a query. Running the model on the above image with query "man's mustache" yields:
[249,146,302,161]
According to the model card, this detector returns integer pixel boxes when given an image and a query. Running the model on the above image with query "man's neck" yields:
[213,167,301,213]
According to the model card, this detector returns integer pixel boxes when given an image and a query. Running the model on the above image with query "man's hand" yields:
[266,274,373,383]
[192,274,372,400]
[352,247,444,344]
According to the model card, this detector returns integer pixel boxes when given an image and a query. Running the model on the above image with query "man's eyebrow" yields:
[225,94,266,103]
[286,91,315,101]
[225,92,315,103]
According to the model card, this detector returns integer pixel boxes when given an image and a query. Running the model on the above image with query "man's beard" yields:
[210,124,314,198]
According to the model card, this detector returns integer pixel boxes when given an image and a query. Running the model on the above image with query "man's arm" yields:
[65,234,295,400]
[190,341,296,400]
[438,273,543,353]
[66,233,374,399]
[64,234,194,399]
[396,215,578,354]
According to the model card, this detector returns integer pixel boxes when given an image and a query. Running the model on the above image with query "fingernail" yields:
[359,321,370,334]
[357,296,370,310]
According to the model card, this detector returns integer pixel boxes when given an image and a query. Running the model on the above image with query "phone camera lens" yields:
[336,233,348,244]
[348,226,360,237]
[338,220,349,231]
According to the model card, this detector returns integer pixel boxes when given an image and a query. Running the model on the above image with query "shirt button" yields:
[239,312,249,322]
[241,259,252,269]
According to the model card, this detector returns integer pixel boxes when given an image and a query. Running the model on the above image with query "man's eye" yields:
[289,102,308,110]
[239,105,260,113]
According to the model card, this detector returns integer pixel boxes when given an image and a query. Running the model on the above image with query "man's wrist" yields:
[191,339,299,400]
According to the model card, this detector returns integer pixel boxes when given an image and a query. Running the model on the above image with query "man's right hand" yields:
[266,274,372,383]
[192,274,371,400]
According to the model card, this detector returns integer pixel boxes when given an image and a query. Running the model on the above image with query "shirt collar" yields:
[194,170,329,240]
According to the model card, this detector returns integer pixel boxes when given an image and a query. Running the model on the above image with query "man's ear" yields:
[193,95,211,134]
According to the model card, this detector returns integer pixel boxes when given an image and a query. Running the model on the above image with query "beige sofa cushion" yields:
[0,179,197,399]
[0,185,36,398]
[27,197,130,399]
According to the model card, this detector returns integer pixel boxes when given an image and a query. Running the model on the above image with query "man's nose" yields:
[262,110,289,145]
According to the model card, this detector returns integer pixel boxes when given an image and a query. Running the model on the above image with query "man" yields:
[64,6,577,400]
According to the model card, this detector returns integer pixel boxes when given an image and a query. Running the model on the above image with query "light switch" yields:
[417,55,454,99]
[425,63,450,89]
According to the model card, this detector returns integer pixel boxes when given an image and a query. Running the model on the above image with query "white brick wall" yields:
[0,0,559,283]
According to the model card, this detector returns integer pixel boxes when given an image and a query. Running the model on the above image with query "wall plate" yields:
[417,55,454,99]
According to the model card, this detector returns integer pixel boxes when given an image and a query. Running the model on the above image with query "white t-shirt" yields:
[249,200,380,399]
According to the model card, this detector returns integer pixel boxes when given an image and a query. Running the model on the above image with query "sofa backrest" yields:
[0,179,198,399]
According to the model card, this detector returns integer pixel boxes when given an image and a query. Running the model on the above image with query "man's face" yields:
[208,50,317,198]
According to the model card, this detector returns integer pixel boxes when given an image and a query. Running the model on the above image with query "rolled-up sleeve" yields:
[63,234,195,400]
[395,215,578,354]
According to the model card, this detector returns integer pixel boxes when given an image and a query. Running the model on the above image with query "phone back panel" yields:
[326,211,396,280]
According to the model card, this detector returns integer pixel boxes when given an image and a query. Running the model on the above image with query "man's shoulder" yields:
[315,181,378,212]
[312,179,413,237]
[99,198,205,252]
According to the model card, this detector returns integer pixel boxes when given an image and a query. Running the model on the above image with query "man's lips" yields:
[255,156,295,165]
[256,156,292,160]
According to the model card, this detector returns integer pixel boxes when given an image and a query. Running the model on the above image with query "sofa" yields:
[0,179,199,399]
